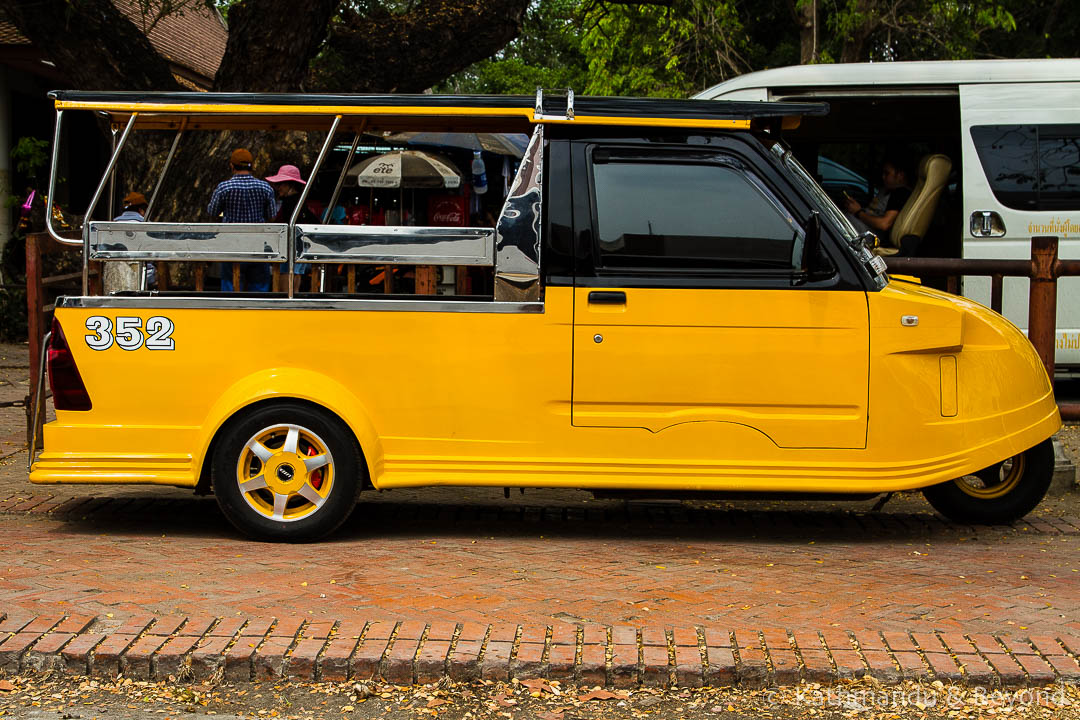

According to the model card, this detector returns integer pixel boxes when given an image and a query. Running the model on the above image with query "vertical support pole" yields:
[383,266,393,294]
[346,266,355,294]
[1028,235,1058,381]
[946,276,958,295]
[232,265,242,292]
[108,126,118,224]
[290,115,341,299]
[990,273,1003,314]
[25,232,43,443]
[415,266,437,295]
[194,263,205,291]
[156,262,170,290]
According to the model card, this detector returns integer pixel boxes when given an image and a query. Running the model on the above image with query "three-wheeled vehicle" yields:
[31,90,1060,540]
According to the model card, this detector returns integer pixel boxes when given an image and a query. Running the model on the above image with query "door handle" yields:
[970,211,1006,238]
[588,291,626,305]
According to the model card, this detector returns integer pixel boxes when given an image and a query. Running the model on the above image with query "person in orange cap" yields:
[207,148,276,291]
[113,191,148,221]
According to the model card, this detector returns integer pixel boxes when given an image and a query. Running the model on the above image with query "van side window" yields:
[592,159,802,272]
[970,124,1080,211]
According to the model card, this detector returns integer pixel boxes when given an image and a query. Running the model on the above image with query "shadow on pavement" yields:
[36,487,1068,545]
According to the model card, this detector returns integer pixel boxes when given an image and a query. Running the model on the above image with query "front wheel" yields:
[213,402,361,541]
[922,438,1054,524]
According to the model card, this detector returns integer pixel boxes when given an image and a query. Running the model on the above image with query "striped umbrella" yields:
[346,150,462,189]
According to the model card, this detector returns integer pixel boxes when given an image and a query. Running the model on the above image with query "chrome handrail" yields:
[81,112,139,294]
[45,110,77,248]
[28,331,51,472]
[289,115,341,297]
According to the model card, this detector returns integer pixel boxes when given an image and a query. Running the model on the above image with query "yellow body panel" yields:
[31,282,1059,494]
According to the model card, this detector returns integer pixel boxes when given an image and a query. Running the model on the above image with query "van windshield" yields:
[769,143,860,243]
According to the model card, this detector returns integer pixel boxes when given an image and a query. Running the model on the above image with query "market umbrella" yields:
[346,150,462,188]
[386,132,529,158]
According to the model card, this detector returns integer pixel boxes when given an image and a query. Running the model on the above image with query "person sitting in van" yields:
[842,157,912,236]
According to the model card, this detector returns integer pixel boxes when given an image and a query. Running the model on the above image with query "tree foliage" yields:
[443,0,1078,97]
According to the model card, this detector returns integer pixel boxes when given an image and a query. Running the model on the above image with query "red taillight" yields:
[47,317,92,411]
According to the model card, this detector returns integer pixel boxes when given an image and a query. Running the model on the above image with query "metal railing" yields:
[885,235,1080,421]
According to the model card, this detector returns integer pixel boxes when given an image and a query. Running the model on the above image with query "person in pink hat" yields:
[266,164,318,291]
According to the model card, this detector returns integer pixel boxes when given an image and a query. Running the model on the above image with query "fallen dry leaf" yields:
[577,689,619,702]
[0,680,14,692]
[520,679,554,694]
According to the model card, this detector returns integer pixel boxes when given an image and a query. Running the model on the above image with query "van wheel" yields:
[922,439,1054,525]
[213,402,360,541]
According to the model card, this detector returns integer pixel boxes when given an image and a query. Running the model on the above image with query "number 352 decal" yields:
[84,316,175,351]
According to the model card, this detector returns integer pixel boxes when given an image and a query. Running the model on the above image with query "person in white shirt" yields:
[111,191,153,289]
[113,191,147,222]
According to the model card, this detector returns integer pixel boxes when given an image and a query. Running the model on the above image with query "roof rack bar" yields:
[534,88,575,121]
[146,118,187,221]
[288,114,341,298]
[82,111,138,293]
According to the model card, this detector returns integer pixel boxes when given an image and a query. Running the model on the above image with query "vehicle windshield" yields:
[769,141,888,288]
[770,143,860,242]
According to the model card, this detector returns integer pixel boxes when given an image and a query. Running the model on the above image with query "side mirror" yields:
[801,211,822,273]
[858,230,880,250]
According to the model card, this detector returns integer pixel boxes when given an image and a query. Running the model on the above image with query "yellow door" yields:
[571,143,869,449]
[572,287,869,448]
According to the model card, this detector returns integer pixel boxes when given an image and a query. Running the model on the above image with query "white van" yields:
[696,59,1080,371]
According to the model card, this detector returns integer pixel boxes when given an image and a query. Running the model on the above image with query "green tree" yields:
[437,0,590,95]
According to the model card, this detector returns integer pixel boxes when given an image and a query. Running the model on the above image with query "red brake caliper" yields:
[307,445,323,490]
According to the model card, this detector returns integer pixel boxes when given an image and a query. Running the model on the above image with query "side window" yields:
[591,156,804,273]
[970,124,1080,211]
[1038,127,1080,210]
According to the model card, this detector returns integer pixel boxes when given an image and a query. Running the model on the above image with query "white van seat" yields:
[883,153,952,256]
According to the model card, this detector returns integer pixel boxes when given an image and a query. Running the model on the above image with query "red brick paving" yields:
[0,488,1077,687]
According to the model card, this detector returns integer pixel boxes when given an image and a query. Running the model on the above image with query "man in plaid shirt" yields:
[208,148,277,291]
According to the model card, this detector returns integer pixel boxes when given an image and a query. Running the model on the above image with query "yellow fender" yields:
[195,367,384,487]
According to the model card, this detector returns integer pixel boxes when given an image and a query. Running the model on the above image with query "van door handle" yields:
[588,291,626,305]
[970,211,1006,238]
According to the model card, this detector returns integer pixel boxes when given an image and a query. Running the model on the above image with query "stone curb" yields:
[0,612,1078,689]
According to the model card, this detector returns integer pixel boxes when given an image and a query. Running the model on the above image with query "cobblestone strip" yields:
[7,616,1080,689]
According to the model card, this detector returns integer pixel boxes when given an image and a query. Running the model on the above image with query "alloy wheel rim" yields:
[955,454,1025,500]
[235,423,334,522]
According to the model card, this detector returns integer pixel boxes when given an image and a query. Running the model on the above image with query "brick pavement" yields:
[0,485,1079,687]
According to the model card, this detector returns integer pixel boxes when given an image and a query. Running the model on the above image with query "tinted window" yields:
[592,159,802,272]
[971,124,1080,210]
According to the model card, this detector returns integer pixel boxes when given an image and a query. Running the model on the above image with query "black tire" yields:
[922,438,1054,524]
[213,402,361,541]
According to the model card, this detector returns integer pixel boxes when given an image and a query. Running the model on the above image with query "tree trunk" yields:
[0,0,181,91]
[214,0,339,92]
[4,0,535,230]
[794,0,818,64]
[311,0,531,92]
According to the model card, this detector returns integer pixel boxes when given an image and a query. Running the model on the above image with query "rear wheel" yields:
[213,402,360,541]
[922,439,1054,524]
